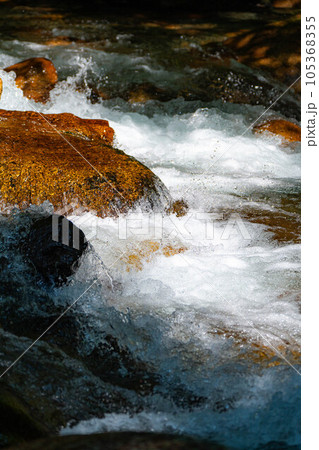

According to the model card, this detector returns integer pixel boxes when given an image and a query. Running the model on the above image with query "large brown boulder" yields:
[4,58,58,103]
[0,110,170,216]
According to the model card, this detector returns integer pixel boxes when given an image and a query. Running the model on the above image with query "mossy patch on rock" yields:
[0,110,170,216]
[4,58,58,103]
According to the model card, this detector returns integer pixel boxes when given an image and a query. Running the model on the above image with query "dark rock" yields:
[26,215,88,286]
[224,14,301,90]
[7,432,227,450]
[0,384,49,448]
[0,329,132,435]
[84,334,159,394]
[126,82,176,103]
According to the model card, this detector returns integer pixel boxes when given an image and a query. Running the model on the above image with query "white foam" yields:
[0,47,300,349]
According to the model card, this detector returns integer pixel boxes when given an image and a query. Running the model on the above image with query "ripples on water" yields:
[0,7,300,449]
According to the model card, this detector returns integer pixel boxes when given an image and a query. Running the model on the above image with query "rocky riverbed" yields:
[0,1,300,449]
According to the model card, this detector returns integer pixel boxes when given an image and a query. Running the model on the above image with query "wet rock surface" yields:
[214,190,301,245]
[224,14,301,90]
[0,329,133,437]
[26,215,88,286]
[0,207,159,394]
[0,110,170,216]
[253,119,301,143]
[0,208,203,441]
[0,3,301,118]
[4,58,58,103]
[98,71,299,120]
[7,432,226,450]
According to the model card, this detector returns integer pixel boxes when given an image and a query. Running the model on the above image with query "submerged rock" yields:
[253,119,301,143]
[94,71,299,119]
[127,82,175,104]
[0,110,170,216]
[4,58,58,103]
[7,432,226,450]
[44,36,85,47]
[214,190,301,245]
[224,15,301,90]
[120,240,187,272]
[26,215,88,286]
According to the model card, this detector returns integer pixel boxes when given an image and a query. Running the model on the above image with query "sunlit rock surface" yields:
[4,58,58,103]
[26,214,88,286]
[0,110,170,216]
[253,119,301,143]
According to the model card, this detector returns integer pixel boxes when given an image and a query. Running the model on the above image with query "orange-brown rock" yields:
[208,327,300,368]
[127,83,174,104]
[272,0,300,7]
[121,240,187,271]
[217,194,300,244]
[253,119,301,143]
[44,36,84,47]
[166,199,189,217]
[0,110,170,216]
[3,432,227,450]
[4,58,58,103]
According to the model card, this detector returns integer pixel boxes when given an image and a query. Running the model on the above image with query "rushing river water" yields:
[0,5,300,449]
